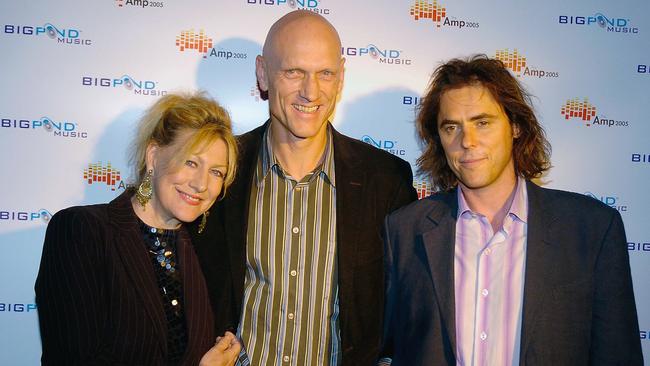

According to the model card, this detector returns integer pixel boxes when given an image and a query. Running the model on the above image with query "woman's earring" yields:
[198,211,209,234]
[136,169,154,209]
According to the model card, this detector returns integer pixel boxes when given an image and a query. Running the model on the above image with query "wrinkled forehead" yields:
[263,12,341,61]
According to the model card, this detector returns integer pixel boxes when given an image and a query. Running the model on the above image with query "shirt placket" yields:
[474,216,495,366]
[281,176,309,365]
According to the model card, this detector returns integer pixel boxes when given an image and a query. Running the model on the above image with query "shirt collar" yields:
[457,176,528,224]
[255,123,336,187]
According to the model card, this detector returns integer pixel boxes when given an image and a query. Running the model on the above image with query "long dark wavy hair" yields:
[416,54,551,191]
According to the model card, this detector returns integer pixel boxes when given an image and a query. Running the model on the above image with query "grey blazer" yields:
[383,180,643,365]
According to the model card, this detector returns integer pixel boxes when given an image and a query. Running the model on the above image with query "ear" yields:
[512,123,521,139]
[255,55,269,92]
[337,57,346,95]
[145,142,158,171]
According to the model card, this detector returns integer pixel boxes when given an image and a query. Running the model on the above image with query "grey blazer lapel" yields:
[421,192,458,356]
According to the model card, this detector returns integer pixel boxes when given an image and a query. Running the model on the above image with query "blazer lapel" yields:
[108,191,167,353]
[178,227,214,362]
[223,123,265,314]
[331,127,365,334]
[519,181,560,360]
[420,192,458,356]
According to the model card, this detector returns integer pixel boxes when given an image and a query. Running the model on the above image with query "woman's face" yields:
[146,130,229,229]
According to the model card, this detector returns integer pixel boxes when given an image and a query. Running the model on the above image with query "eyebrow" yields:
[438,113,499,126]
[189,154,228,168]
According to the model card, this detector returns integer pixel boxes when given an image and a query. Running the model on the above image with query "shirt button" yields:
[288,313,294,320]
[480,332,487,340]
[283,355,290,362]
[292,227,299,234]
[290,270,297,277]
[484,248,491,256]
[481,289,489,297]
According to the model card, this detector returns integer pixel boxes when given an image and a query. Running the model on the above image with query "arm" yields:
[378,215,397,364]
[35,209,111,365]
[589,210,643,365]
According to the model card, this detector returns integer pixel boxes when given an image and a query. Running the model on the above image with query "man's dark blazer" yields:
[383,180,643,365]
[189,122,417,366]
[35,191,215,365]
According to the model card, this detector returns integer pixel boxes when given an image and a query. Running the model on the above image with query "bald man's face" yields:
[256,18,344,143]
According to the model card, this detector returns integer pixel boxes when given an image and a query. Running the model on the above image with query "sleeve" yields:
[589,209,644,365]
[34,208,112,365]
[378,214,397,363]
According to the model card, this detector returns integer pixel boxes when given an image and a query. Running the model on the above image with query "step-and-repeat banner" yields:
[1,0,648,363]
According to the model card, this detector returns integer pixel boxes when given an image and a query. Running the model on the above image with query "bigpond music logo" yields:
[1,116,88,139]
[558,12,639,35]
[3,22,92,46]
[245,0,331,15]
[81,74,167,97]
[0,209,53,223]
[361,135,406,157]
[342,43,412,66]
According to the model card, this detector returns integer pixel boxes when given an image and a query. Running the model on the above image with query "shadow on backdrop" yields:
[195,37,266,134]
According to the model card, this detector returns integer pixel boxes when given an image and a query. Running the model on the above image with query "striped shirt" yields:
[237,126,340,366]
[454,177,528,366]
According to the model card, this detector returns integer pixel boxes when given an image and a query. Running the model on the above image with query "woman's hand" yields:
[199,331,242,366]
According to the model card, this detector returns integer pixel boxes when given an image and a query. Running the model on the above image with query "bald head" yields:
[262,10,341,63]
[255,10,345,145]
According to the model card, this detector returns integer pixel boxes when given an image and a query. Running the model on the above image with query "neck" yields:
[131,195,181,230]
[460,177,519,233]
[269,121,328,181]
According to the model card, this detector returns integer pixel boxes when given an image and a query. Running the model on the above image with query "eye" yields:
[185,160,197,168]
[319,70,335,80]
[476,120,489,127]
[440,124,458,134]
[211,169,225,178]
[284,69,303,79]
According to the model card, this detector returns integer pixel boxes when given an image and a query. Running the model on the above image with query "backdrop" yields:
[1,0,648,363]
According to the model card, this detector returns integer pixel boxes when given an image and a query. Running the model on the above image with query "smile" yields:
[293,104,319,113]
[178,190,202,205]
[460,157,486,166]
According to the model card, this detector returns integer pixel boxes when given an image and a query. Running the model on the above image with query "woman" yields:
[35,92,241,365]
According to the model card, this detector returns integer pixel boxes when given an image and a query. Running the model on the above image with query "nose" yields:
[300,74,319,102]
[460,126,477,149]
[189,169,208,193]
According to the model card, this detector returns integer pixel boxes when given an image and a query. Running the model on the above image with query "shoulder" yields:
[532,183,617,217]
[41,203,112,262]
[46,203,110,237]
[388,191,453,228]
[529,183,620,231]
[236,124,266,148]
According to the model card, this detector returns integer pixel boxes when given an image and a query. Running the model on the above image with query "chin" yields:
[173,210,203,224]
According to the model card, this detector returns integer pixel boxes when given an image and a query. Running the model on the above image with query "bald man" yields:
[189,10,416,366]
